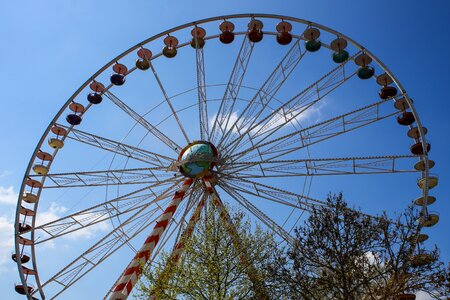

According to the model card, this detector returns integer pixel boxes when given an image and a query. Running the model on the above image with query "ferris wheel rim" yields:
[14,14,432,299]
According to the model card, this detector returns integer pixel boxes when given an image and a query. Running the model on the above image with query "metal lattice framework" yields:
[13,14,437,300]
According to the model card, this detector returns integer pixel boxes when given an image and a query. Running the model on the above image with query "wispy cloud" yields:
[0,170,12,178]
[68,213,110,240]
[209,111,240,133]
[0,215,15,273]
[35,202,69,249]
[415,291,432,300]
[0,183,20,273]
[35,202,110,244]
[209,102,326,140]
[36,202,69,227]
[0,186,18,206]
[1,199,111,268]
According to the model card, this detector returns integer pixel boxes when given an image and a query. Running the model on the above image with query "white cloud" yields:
[365,251,376,265]
[286,99,326,125]
[0,186,18,205]
[67,213,110,240]
[209,101,325,142]
[35,202,68,226]
[30,202,68,249]
[0,201,111,255]
[248,103,325,137]
[0,170,12,178]
[209,111,240,133]
[36,202,110,243]
[415,291,432,300]
[0,215,15,273]
[0,201,110,274]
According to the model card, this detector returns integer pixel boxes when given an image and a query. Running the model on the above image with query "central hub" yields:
[178,141,218,178]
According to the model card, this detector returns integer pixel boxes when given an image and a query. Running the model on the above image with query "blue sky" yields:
[1,1,449,299]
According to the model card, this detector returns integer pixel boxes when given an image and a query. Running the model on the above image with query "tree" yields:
[135,203,282,300]
[267,193,448,300]
[366,206,448,299]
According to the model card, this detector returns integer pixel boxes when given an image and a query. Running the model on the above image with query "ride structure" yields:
[13,14,438,299]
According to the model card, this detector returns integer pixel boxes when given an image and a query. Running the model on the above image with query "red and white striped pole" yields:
[150,193,207,299]
[109,178,193,300]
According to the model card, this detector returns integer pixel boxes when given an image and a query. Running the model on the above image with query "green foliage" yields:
[134,193,448,299]
[134,204,281,300]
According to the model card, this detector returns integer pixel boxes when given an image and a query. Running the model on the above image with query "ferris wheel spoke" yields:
[221,52,360,158]
[148,62,191,144]
[210,36,254,143]
[223,155,420,178]
[32,178,181,245]
[220,173,400,227]
[36,183,180,299]
[218,173,323,211]
[30,166,175,188]
[228,98,395,163]
[41,212,158,299]
[217,39,305,150]
[61,125,175,167]
[105,90,182,152]
[195,44,209,140]
[220,182,294,245]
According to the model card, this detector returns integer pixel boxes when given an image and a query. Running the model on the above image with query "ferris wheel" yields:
[13,14,439,299]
